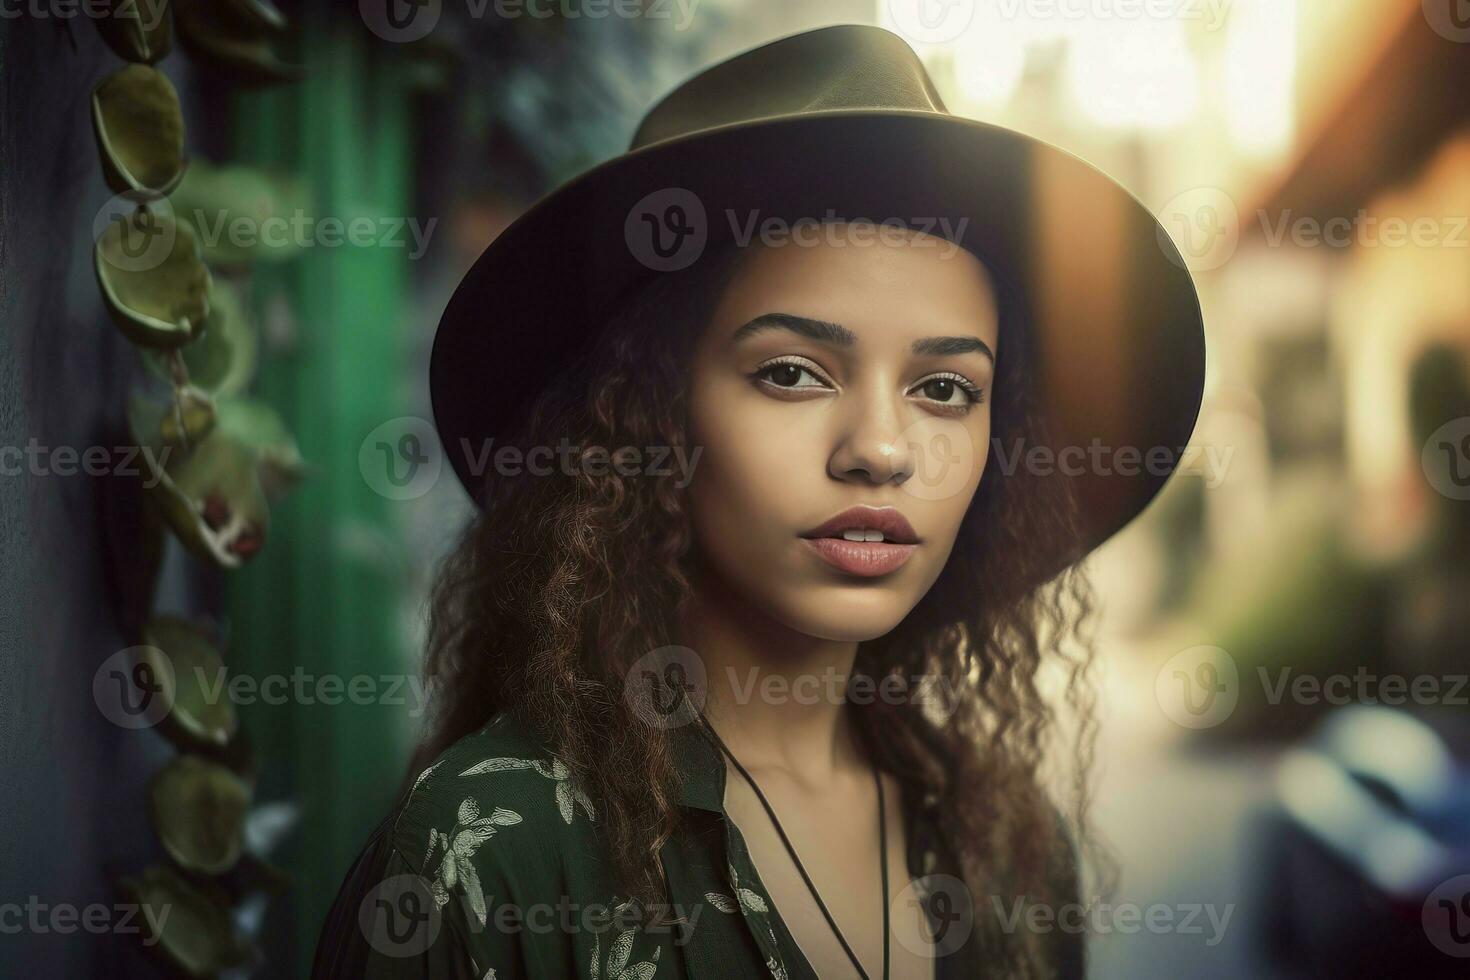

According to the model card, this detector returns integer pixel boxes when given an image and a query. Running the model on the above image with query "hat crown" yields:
[629,25,948,151]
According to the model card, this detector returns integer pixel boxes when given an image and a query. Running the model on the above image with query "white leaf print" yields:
[738,888,768,914]
[463,755,596,825]
[426,800,521,928]
[462,863,487,927]
[588,915,660,980]
[443,850,460,890]
[553,782,595,825]
[704,892,736,913]
[412,759,445,794]
[490,807,523,827]
[460,757,537,776]
[557,781,575,825]
[608,930,634,975]
[453,823,498,857]
[574,788,595,821]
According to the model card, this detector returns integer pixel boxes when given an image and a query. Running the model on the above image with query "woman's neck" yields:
[677,578,868,787]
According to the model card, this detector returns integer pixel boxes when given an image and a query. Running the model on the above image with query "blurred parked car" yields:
[1258,705,1470,976]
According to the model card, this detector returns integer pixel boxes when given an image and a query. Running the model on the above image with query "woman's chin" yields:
[770,593,915,645]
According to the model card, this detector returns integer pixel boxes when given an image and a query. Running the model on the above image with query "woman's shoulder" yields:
[315,712,606,977]
[389,711,601,882]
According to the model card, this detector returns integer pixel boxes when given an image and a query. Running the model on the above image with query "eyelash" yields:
[751,356,986,409]
[921,371,987,406]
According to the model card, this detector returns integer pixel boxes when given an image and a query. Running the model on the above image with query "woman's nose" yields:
[826,385,915,486]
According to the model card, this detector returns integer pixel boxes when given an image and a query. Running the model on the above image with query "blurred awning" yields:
[1247,2,1470,225]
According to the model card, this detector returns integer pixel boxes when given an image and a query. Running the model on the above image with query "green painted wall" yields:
[228,14,416,976]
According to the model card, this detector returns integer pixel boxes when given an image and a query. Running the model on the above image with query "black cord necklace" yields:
[697,713,891,980]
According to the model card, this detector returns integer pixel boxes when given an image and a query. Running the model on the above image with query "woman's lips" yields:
[802,537,916,577]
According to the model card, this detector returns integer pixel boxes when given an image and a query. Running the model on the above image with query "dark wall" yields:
[0,15,200,978]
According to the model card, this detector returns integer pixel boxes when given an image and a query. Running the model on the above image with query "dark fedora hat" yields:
[430,23,1205,573]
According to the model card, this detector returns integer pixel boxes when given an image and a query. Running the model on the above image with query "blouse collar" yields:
[669,719,728,813]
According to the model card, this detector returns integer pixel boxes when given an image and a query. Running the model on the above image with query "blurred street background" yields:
[2,1,1469,976]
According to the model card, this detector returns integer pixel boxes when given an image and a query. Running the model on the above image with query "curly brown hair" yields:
[412,239,1105,976]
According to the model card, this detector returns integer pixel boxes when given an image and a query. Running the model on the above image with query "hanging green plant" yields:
[117,865,255,977]
[171,160,311,268]
[129,396,267,568]
[93,3,307,975]
[96,205,211,349]
[92,64,186,196]
[150,754,252,875]
[129,395,303,569]
[159,385,217,449]
[143,278,259,397]
[140,616,239,751]
[174,0,303,86]
[215,397,307,499]
[93,0,175,65]
[151,429,270,568]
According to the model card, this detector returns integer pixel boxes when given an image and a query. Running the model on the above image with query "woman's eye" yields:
[920,379,961,403]
[756,361,828,390]
[913,375,984,408]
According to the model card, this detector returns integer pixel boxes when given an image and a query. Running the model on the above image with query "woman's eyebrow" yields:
[731,312,855,347]
[733,312,995,363]
[913,336,995,362]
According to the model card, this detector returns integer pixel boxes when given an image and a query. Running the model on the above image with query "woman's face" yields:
[685,223,999,642]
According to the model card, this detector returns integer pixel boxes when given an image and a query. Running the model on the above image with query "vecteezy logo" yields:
[93,645,176,730]
[1424,0,1470,43]
[359,417,442,500]
[360,874,442,958]
[1155,645,1239,729]
[1423,874,1470,957]
[625,645,706,730]
[360,0,441,43]
[894,874,974,958]
[885,0,976,44]
[93,192,178,275]
[1422,417,1470,500]
[624,188,707,272]
[1156,187,1240,273]
[897,416,976,502]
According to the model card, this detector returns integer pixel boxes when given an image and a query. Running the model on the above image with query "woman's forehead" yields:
[711,229,1000,349]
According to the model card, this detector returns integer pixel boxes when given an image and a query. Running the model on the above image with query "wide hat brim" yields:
[430,107,1204,579]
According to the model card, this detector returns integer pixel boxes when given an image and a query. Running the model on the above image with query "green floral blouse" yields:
[312,711,1083,979]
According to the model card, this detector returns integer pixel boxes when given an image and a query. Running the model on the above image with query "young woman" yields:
[314,24,1204,980]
